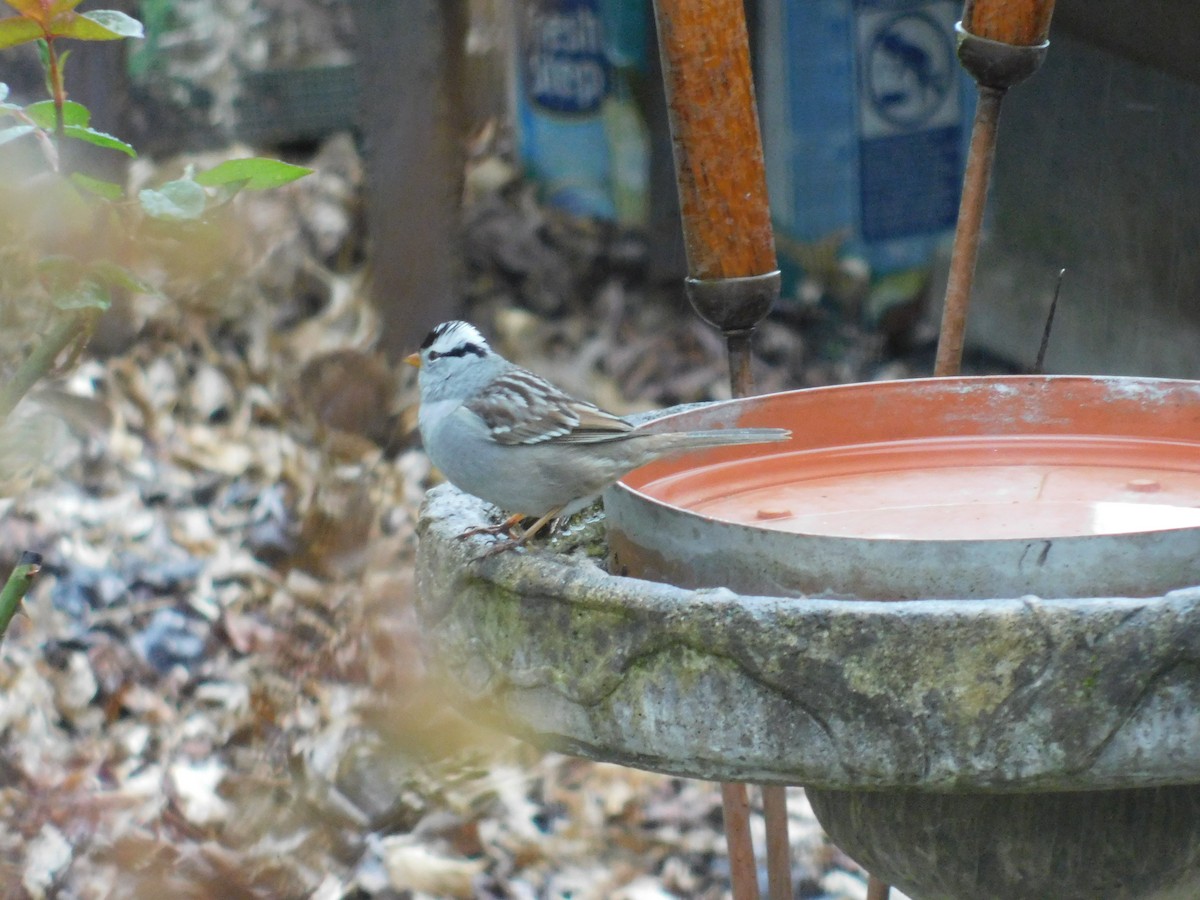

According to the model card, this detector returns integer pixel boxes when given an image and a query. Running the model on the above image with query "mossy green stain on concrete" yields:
[418,485,1200,792]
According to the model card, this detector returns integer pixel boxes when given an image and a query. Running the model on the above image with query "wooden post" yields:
[353,0,468,358]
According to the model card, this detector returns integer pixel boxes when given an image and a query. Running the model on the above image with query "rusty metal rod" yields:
[935,2,1054,377]
[726,329,757,398]
[867,875,892,900]
[721,782,761,900]
[934,85,1004,377]
[926,7,1055,899]
[652,1,783,895]
[654,0,779,397]
[652,0,776,281]
[762,785,792,900]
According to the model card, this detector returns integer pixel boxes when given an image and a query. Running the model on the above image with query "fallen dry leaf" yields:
[373,834,486,897]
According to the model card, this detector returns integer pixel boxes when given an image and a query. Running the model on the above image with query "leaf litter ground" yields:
[0,133,948,899]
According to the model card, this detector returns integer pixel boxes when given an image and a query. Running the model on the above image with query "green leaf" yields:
[70,171,123,200]
[26,98,90,127]
[81,9,142,36]
[64,124,135,156]
[54,9,143,40]
[35,254,82,288]
[54,279,110,311]
[0,124,35,146]
[37,257,119,313]
[0,550,44,645]
[139,178,206,221]
[89,260,153,294]
[0,16,42,49]
[194,158,313,191]
[20,97,137,158]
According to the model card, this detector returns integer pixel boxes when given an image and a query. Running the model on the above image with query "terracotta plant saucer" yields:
[607,376,1200,599]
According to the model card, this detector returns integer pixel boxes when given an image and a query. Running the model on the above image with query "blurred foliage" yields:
[0,0,311,641]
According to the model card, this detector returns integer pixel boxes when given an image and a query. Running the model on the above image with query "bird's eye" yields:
[427,350,441,361]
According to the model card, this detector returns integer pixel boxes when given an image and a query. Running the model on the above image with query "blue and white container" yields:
[514,0,650,225]
[759,0,973,283]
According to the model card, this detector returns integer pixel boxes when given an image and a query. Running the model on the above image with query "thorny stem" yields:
[0,551,43,641]
[0,311,88,423]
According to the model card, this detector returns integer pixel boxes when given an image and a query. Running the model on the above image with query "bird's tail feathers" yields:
[658,427,791,450]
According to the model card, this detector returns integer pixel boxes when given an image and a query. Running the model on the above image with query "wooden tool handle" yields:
[962,0,1056,46]
[652,0,776,281]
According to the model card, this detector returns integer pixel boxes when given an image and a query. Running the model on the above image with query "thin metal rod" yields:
[867,875,892,900]
[934,85,1005,377]
[727,330,756,399]
[723,327,764,897]
[761,785,792,900]
[1033,267,1066,374]
[684,272,781,400]
[721,782,761,900]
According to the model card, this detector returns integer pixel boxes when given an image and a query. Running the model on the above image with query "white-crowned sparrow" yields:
[406,320,790,549]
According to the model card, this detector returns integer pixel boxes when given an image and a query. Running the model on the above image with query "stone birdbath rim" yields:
[416,482,1200,792]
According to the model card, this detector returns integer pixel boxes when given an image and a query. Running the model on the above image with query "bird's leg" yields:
[511,508,561,546]
[457,512,525,541]
[470,507,563,558]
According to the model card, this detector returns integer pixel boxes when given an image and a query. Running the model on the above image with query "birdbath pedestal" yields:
[416,474,1200,899]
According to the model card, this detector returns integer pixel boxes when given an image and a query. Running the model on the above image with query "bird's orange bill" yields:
[405,352,421,368]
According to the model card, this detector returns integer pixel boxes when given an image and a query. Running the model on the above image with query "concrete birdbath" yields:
[414,0,1200,893]
[415,375,1200,899]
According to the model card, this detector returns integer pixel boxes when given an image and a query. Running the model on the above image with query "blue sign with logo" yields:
[522,0,610,116]
[857,4,962,241]
[760,0,972,279]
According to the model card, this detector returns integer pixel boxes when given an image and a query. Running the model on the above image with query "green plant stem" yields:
[0,551,43,640]
[0,312,86,423]
[45,37,66,142]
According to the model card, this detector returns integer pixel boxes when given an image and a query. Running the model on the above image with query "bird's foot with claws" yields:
[457,513,524,542]
[458,508,562,558]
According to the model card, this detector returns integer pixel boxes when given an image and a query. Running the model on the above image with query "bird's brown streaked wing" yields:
[553,402,634,443]
[467,368,632,445]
